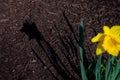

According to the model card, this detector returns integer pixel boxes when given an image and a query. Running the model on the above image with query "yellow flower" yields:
[91,25,120,56]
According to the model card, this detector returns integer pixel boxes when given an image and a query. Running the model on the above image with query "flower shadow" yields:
[20,20,78,80]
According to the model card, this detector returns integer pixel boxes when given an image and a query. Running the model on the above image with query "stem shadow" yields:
[20,20,77,80]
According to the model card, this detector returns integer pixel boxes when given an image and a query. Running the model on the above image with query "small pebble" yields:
[31,59,37,63]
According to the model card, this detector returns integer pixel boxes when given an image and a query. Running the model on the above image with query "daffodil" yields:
[91,25,120,56]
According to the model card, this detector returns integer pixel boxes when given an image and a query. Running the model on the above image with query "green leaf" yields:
[111,59,120,80]
[79,19,84,61]
[116,72,120,80]
[105,56,111,80]
[107,56,115,80]
[95,55,102,80]
[80,61,88,80]
[79,19,88,80]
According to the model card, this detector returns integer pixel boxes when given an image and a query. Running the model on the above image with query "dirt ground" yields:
[0,0,120,80]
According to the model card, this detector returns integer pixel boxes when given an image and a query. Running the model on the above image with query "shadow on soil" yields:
[20,17,92,80]
[62,13,94,79]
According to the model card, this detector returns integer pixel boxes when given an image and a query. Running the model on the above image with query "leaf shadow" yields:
[20,20,77,80]
[62,13,94,79]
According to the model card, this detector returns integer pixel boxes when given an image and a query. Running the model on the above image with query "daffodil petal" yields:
[92,25,120,56]
[117,44,120,50]
[108,26,120,43]
[91,33,104,42]
[107,49,119,56]
[103,26,110,34]
[102,36,111,50]
[110,26,120,36]
[96,43,105,55]
[102,36,120,56]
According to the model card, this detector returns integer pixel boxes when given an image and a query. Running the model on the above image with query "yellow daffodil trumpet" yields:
[91,25,120,56]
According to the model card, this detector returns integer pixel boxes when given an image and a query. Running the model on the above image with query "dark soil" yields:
[0,0,120,80]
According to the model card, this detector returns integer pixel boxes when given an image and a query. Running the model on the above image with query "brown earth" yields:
[0,0,120,80]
